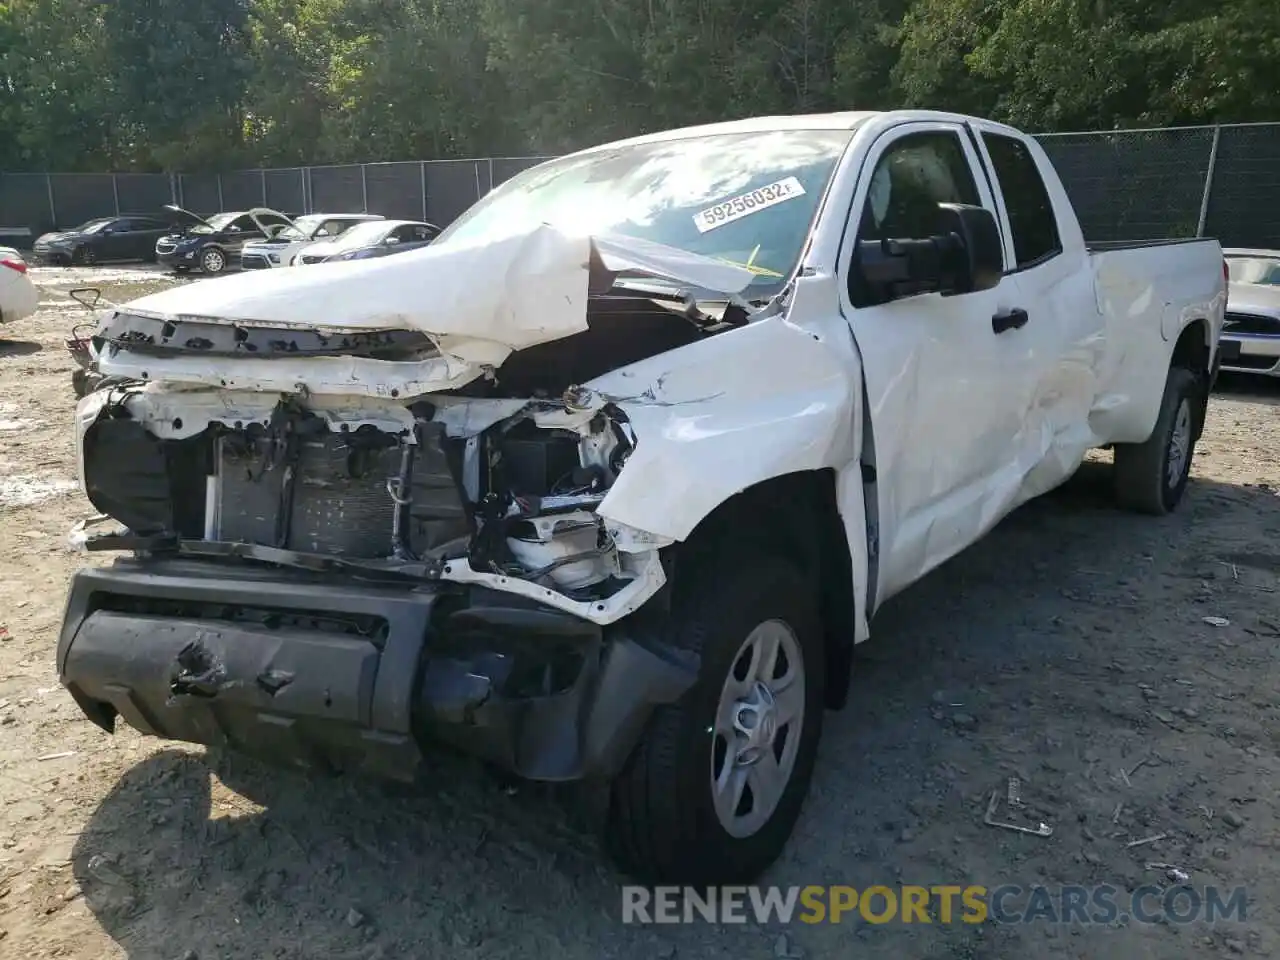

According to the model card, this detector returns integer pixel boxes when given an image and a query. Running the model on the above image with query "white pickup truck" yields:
[60,110,1225,885]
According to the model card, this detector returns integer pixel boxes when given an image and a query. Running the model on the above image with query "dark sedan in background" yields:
[32,215,171,265]
[154,205,294,274]
[296,219,440,264]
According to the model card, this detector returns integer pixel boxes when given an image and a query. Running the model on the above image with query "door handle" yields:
[992,308,1029,334]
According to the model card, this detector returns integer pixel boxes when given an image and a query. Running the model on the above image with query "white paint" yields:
[0,247,38,324]
[97,226,756,393]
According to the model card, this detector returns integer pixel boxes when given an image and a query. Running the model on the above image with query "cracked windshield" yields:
[438,129,856,294]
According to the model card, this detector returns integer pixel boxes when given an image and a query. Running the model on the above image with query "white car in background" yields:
[239,213,385,270]
[294,219,439,264]
[1221,248,1280,376]
[0,247,38,325]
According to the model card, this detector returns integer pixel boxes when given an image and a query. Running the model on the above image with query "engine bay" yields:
[77,386,664,620]
[72,282,769,623]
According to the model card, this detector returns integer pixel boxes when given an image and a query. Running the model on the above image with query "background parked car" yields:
[31,216,171,266]
[239,213,385,269]
[0,247,38,325]
[155,205,294,275]
[296,219,440,264]
[1220,248,1280,376]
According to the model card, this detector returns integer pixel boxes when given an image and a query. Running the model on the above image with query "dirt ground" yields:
[1,265,1279,959]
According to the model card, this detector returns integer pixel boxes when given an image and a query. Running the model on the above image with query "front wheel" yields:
[1113,366,1205,515]
[606,553,825,885]
[200,247,227,274]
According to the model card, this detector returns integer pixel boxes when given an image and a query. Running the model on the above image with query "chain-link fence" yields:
[0,157,551,245]
[1036,122,1280,248]
[3,122,1279,249]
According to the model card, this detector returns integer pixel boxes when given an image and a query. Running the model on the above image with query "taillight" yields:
[1,257,27,274]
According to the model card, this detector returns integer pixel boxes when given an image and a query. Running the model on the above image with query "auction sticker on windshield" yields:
[693,177,807,234]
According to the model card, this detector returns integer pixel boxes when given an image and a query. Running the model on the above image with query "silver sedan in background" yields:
[1221,248,1280,376]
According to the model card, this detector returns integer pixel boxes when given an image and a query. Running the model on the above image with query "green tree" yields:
[0,0,116,170]
[99,0,252,169]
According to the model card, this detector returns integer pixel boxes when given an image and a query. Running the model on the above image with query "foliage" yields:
[0,0,1274,171]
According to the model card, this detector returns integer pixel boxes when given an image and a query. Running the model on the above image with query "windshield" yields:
[1227,256,1280,286]
[276,215,327,241]
[325,220,395,252]
[434,128,857,295]
[73,219,113,234]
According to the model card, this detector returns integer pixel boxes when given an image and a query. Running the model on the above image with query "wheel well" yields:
[674,470,856,710]
[1172,319,1209,374]
[1171,319,1210,439]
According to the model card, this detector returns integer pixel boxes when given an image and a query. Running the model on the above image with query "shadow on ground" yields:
[1213,372,1280,407]
[0,338,42,357]
[70,468,1280,960]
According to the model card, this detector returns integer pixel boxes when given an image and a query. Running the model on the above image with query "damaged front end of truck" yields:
[58,224,777,782]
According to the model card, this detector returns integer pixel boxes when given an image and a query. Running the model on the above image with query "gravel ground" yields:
[2,265,1279,959]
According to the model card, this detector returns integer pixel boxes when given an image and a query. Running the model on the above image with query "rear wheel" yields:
[200,247,227,274]
[1113,366,1204,515]
[605,552,825,885]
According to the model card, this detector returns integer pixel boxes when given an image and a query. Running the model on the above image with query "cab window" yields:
[982,133,1062,268]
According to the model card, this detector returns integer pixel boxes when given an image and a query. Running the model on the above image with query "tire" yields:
[606,552,825,885]
[1113,365,1204,515]
[200,247,227,274]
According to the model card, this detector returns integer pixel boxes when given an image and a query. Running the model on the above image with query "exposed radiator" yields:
[214,424,468,559]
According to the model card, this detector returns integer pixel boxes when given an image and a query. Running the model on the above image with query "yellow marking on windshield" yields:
[747,245,760,268]
[712,254,785,279]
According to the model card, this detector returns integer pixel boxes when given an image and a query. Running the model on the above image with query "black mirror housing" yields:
[852,203,1004,305]
[936,202,1003,295]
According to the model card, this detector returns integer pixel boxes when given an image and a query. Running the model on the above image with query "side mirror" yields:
[384,236,400,245]
[853,203,1004,304]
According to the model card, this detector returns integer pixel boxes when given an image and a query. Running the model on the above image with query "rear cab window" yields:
[981,133,1062,269]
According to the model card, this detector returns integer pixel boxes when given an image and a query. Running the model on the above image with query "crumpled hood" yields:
[115,224,759,367]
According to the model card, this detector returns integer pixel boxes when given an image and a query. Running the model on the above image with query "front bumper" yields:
[58,560,695,783]
[156,249,196,269]
[1219,334,1280,376]
[31,245,72,264]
